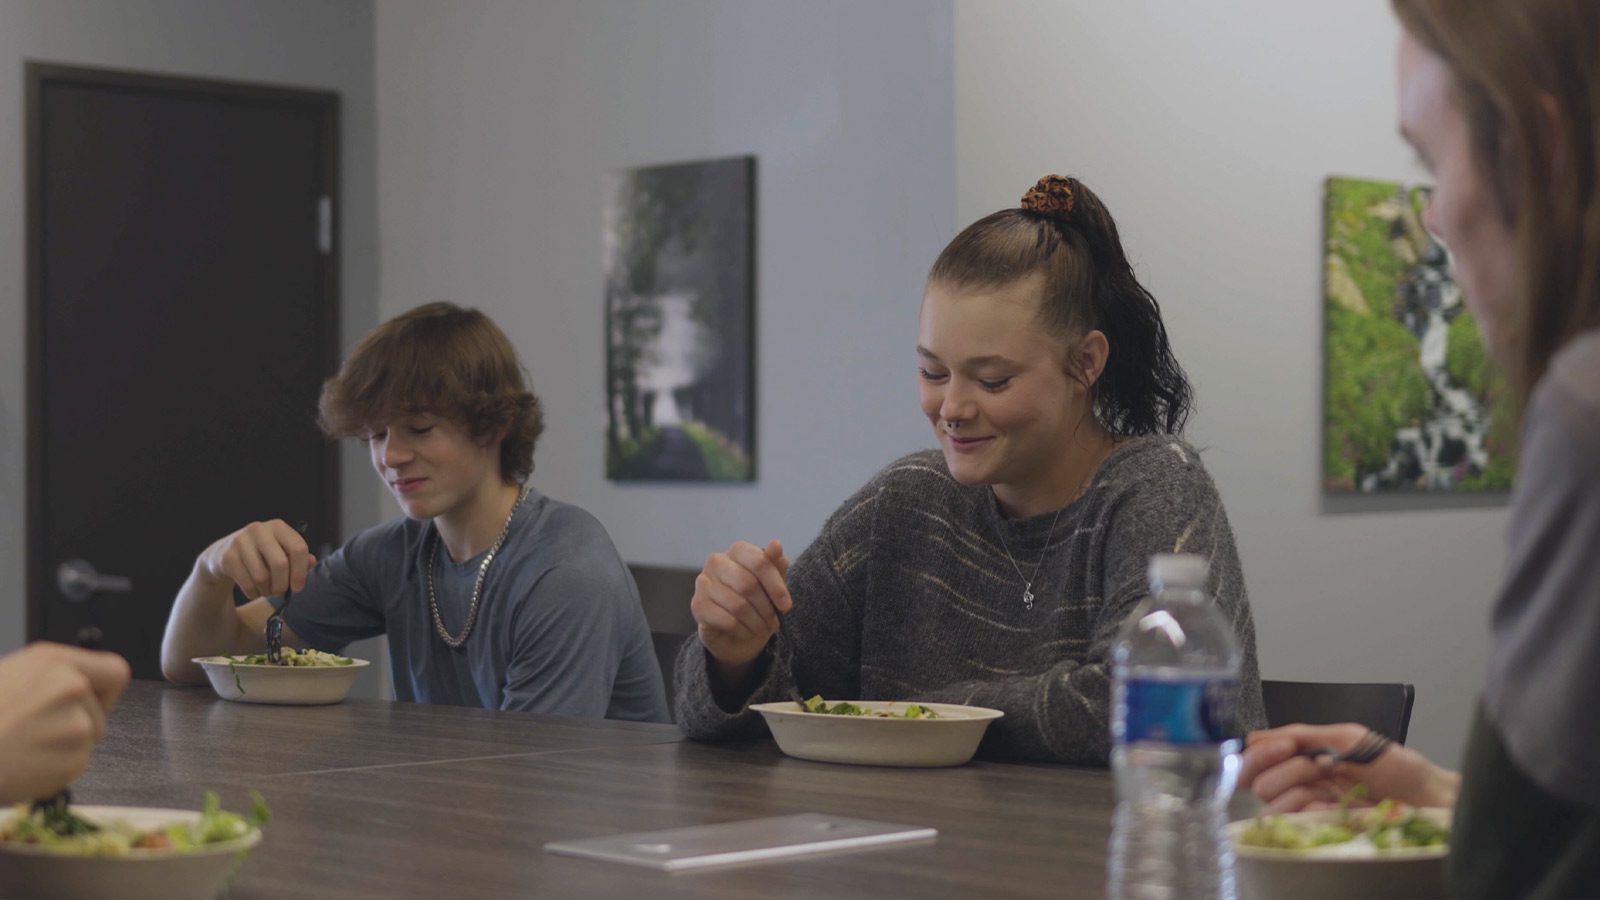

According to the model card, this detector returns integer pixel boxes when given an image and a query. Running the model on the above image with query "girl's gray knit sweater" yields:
[673,435,1266,765]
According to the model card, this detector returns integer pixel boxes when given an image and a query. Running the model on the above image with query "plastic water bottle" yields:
[1107,553,1242,900]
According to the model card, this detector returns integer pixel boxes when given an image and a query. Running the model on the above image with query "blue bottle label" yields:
[1122,677,1239,744]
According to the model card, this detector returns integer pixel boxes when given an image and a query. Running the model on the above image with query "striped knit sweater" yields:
[673,436,1266,765]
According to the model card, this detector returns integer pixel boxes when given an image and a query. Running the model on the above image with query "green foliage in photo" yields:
[605,426,663,480]
[1324,306,1432,489]
[1323,177,1431,490]
[1324,178,1408,315]
[680,422,751,481]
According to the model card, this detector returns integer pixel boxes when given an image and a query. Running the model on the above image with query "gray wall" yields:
[0,0,382,691]
[5,3,1501,755]
[374,1,955,566]
[955,0,1505,762]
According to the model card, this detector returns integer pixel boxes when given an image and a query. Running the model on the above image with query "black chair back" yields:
[649,631,691,712]
[628,564,699,718]
[1261,680,1416,744]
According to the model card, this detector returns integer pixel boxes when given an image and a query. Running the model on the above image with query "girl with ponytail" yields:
[673,176,1265,764]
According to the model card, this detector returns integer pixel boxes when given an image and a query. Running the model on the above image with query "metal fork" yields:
[265,611,286,663]
[265,521,308,663]
[1304,729,1393,765]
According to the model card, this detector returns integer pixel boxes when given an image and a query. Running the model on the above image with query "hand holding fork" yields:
[1301,728,1393,766]
[1241,723,1460,814]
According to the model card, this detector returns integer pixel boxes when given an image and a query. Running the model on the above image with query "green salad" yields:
[218,648,354,695]
[799,695,941,719]
[228,648,353,667]
[1,791,269,857]
[1237,798,1449,851]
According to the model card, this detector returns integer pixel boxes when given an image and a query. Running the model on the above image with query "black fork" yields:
[1304,729,1394,766]
[265,521,309,664]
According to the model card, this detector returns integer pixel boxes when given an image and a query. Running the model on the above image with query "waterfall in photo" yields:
[1362,222,1491,492]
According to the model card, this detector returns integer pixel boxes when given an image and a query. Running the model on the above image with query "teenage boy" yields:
[161,302,668,722]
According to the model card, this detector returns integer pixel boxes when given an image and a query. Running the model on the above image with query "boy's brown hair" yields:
[318,302,543,483]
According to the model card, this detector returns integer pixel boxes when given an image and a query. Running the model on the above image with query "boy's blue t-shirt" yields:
[272,488,669,723]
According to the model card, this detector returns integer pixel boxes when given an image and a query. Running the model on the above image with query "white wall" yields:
[955,0,1505,762]
[0,0,384,692]
[375,2,954,564]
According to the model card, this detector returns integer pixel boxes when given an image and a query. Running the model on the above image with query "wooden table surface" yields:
[70,680,1117,899]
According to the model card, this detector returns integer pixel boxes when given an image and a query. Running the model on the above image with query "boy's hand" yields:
[198,520,317,600]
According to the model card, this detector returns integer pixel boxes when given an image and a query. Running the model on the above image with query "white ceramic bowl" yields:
[193,655,369,705]
[750,700,1004,767]
[1229,807,1451,900]
[0,804,262,900]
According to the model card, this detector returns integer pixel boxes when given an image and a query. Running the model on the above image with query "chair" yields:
[627,564,700,717]
[1260,680,1416,745]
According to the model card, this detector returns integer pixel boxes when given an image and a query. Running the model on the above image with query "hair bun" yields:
[1021,175,1075,221]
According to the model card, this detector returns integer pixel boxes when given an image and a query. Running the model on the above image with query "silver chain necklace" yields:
[990,437,1116,610]
[995,503,1065,611]
[427,485,531,648]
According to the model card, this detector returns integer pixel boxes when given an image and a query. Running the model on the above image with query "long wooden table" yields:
[71,681,1118,899]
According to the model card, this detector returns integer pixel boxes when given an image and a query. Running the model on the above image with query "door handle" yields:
[57,559,132,603]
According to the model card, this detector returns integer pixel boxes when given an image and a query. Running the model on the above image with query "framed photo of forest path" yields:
[604,156,755,482]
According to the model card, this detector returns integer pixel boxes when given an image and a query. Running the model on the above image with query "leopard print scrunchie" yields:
[1020,174,1075,221]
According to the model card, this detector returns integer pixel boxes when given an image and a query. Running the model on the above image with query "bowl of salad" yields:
[0,792,267,900]
[750,695,1004,767]
[193,648,368,705]
[1229,801,1451,899]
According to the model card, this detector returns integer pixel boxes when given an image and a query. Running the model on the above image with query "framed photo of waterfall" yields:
[1322,175,1513,493]
[603,155,756,482]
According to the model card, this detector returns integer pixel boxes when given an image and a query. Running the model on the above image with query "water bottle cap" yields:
[1147,553,1208,591]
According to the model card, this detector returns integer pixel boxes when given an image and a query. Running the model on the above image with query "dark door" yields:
[26,64,340,678]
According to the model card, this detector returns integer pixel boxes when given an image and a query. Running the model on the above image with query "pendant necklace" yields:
[994,504,1065,611]
[993,445,1110,609]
